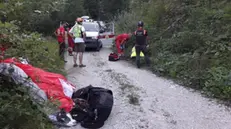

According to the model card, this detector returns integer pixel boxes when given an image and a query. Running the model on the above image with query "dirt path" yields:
[64,44,231,129]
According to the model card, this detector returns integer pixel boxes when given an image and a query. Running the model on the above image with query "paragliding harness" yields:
[71,85,114,129]
[108,52,120,61]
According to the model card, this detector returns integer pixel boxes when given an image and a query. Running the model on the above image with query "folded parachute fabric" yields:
[1,57,76,112]
[0,57,77,127]
[0,58,47,104]
[0,58,114,128]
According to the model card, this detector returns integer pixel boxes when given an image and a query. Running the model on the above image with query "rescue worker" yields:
[69,18,86,68]
[134,21,151,68]
[115,33,131,57]
[54,22,67,62]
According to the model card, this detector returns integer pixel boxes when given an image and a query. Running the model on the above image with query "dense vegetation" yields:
[0,0,129,34]
[1,1,66,127]
[0,22,64,128]
[1,0,231,128]
[0,0,129,128]
[115,0,231,102]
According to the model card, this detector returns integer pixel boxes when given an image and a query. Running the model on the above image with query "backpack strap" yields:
[89,87,113,95]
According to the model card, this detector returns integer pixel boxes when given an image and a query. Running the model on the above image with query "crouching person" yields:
[115,33,131,57]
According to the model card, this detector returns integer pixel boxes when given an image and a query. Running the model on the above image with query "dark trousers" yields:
[135,45,150,68]
[59,42,65,60]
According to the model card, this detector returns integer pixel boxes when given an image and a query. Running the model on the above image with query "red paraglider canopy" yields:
[1,58,76,112]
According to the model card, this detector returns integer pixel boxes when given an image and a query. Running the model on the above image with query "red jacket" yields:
[115,33,130,44]
[56,26,65,43]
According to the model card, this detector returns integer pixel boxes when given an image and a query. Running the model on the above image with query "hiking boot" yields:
[73,64,78,67]
[79,64,86,68]
[136,60,141,68]
[147,63,151,67]
[137,65,140,68]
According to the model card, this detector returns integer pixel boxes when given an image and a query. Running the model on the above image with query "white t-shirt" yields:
[69,23,85,43]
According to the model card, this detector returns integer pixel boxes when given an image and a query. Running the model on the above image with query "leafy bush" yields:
[0,22,65,74]
[0,21,64,128]
[115,0,231,101]
[0,75,55,129]
[0,0,130,35]
[0,0,67,34]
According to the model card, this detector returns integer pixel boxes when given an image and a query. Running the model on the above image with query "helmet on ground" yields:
[76,18,83,22]
[137,21,144,27]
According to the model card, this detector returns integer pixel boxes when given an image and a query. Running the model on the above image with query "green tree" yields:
[61,0,85,23]
[83,0,130,21]
[1,0,66,34]
[84,0,99,19]
[115,0,231,101]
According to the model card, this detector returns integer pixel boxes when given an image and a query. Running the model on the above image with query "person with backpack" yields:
[134,21,151,68]
[69,18,86,68]
[115,33,131,57]
[54,22,67,62]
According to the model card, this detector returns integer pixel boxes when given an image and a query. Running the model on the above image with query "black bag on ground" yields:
[71,85,114,128]
[108,53,120,61]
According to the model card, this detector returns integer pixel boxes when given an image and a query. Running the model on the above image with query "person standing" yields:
[69,18,86,67]
[134,21,151,68]
[54,22,67,62]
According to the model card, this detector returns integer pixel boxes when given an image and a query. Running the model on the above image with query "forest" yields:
[1,0,231,128]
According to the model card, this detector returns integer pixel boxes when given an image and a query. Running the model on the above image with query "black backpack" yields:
[71,85,114,128]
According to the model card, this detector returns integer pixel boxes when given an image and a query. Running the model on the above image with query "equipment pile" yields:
[0,57,114,128]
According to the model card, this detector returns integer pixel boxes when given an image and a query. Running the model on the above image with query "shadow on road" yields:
[85,48,99,52]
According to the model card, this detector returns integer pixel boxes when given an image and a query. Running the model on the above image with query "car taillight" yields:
[98,35,104,39]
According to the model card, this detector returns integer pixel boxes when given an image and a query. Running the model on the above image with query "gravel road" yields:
[63,40,231,129]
